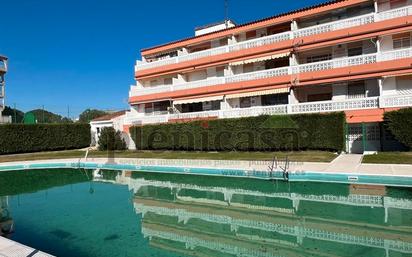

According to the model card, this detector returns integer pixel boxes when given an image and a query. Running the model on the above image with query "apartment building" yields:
[0,55,10,123]
[124,0,412,153]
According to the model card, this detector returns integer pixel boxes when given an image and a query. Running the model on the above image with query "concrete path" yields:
[0,237,53,257]
[325,154,363,172]
[0,156,411,177]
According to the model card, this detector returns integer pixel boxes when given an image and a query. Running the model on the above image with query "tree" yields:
[98,127,126,151]
[2,106,24,123]
[27,109,72,123]
[79,109,108,123]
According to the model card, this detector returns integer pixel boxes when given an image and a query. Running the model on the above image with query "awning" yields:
[229,52,290,66]
[226,87,290,99]
[174,95,224,105]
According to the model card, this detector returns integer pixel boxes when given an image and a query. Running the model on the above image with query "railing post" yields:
[378,96,385,108]
[287,104,292,114]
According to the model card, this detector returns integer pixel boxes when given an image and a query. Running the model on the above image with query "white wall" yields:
[382,77,398,95]
[332,83,348,101]
[379,35,394,51]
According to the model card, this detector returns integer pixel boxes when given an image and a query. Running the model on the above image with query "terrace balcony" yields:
[130,46,412,98]
[124,94,412,126]
[134,4,412,72]
[0,60,6,73]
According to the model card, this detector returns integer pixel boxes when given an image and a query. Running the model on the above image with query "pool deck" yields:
[0,155,410,177]
[0,237,54,257]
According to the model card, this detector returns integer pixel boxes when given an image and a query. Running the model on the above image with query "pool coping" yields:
[0,157,411,187]
[0,236,54,257]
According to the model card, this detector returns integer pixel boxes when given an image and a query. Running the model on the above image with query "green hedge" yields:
[0,123,91,155]
[130,112,345,152]
[384,108,412,149]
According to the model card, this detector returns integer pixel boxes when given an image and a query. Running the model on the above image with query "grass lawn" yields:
[362,152,412,164]
[0,150,337,163]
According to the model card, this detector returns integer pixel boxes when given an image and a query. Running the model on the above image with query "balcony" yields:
[130,46,412,98]
[135,4,412,72]
[0,61,6,72]
[125,94,412,126]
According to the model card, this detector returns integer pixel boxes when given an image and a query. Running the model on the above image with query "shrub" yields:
[130,112,345,152]
[98,127,127,151]
[0,124,91,155]
[384,108,412,149]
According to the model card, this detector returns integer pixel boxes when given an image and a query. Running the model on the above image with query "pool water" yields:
[0,169,411,257]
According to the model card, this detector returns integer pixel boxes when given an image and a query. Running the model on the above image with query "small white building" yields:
[90,111,134,148]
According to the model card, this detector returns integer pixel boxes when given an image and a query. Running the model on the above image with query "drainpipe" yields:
[362,123,367,154]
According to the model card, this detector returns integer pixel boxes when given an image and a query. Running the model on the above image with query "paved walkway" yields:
[0,237,53,257]
[325,154,363,172]
[0,155,411,177]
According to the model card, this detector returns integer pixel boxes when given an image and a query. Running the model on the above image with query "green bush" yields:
[98,127,127,151]
[130,112,345,152]
[0,123,91,155]
[384,108,412,149]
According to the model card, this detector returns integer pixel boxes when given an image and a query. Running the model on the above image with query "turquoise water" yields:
[1,168,412,257]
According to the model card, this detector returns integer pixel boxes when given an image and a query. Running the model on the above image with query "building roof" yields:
[194,20,237,31]
[91,110,126,122]
[141,0,345,54]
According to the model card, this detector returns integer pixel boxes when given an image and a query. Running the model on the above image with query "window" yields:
[246,30,256,40]
[347,81,366,99]
[306,54,332,63]
[261,93,288,106]
[243,63,254,73]
[393,36,411,49]
[150,80,159,87]
[216,66,225,77]
[348,46,363,57]
[390,0,407,9]
[307,93,332,102]
[219,38,228,46]
[240,97,252,108]
[164,78,173,85]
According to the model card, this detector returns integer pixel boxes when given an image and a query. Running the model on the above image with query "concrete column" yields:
[225,65,234,76]
[229,35,237,45]
[178,47,188,56]
[376,37,381,53]
[173,73,186,85]
[291,20,298,31]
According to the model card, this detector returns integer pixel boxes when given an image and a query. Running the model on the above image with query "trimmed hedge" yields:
[0,123,91,155]
[130,112,345,152]
[384,108,412,149]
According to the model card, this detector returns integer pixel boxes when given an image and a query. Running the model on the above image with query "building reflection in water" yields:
[94,169,412,257]
[0,196,13,238]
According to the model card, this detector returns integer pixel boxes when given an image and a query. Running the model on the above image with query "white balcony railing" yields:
[290,97,379,114]
[225,67,289,84]
[135,4,412,72]
[228,31,292,52]
[125,95,412,125]
[169,110,220,120]
[221,105,288,119]
[376,5,412,21]
[292,53,377,74]
[381,94,412,108]
[132,46,412,97]
[293,13,375,38]
[173,77,224,92]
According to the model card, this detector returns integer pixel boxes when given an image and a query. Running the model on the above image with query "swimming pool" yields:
[1,168,411,257]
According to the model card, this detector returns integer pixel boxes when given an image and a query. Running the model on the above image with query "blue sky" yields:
[1,0,325,118]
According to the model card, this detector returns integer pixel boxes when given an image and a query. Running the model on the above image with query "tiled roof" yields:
[91,110,126,122]
[141,0,345,53]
